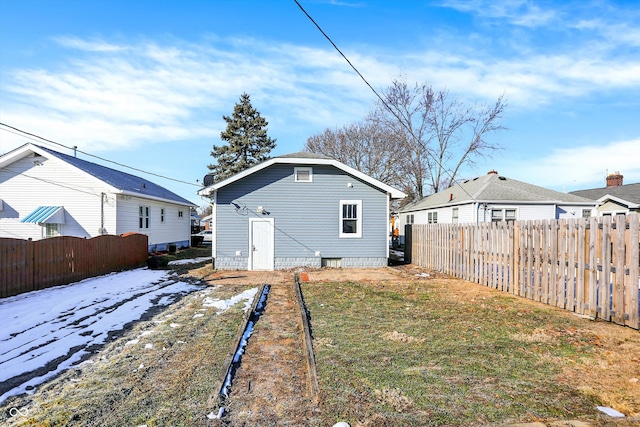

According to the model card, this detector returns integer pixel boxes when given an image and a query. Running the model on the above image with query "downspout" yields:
[100,192,105,234]
[386,193,390,260]
[212,190,217,266]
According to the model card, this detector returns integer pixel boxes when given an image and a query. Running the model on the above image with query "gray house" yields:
[397,170,599,243]
[570,172,640,216]
[197,152,406,270]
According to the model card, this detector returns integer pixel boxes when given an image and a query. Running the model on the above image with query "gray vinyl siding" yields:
[215,164,388,269]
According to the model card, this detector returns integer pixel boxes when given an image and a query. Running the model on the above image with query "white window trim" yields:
[491,207,517,222]
[294,167,313,182]
[339,200,362,238]
[139,205,150,229]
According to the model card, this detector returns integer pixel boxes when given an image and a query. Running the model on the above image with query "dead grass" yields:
[0,280,255,426]
[2,264,638,427]
[303,267,640,427]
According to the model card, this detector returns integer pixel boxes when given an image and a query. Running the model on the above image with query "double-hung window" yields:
[339,200,362,238]
[139,206,150,229]
[428,211,438,224]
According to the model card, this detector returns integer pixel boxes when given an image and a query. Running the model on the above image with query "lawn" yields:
[303,274,639,426]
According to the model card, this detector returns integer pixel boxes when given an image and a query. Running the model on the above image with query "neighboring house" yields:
[570,172,640,216]
[201,213,213,230]
[397,170,599,242]
[197,152,406,270]
[0,144,195,251]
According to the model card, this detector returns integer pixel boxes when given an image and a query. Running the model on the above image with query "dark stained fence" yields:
[0,234,149,298]
[411,214,640,330]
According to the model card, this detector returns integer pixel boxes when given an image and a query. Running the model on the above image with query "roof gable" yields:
[402,173,597,212]
[570,182,640,206]
[1,144,194,206]
[198,153,406,199]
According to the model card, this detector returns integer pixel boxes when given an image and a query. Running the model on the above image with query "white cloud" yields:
[493,139,640,190]
[438,0,558,27]
[1,25,640,154]
[53,36,128,52]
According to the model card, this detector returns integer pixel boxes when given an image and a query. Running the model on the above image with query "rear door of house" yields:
[249,218,274,270]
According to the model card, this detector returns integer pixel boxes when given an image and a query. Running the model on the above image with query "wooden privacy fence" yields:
[0,234,149,298]
[410,213,640,330]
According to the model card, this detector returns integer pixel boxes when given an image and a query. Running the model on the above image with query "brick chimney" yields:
[606,171,623,187]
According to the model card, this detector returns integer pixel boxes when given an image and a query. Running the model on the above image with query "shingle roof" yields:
[570,183,640,205]
[276,151,334,160]
[199,152,406,199]
[401,173,597,212]
[36,145,194,206]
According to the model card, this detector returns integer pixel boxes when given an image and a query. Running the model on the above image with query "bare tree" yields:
[377,79,507,198]
[304,116,403,189]
[305,79,506,202]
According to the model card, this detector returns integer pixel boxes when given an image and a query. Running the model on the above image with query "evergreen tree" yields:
[208,93,276,181]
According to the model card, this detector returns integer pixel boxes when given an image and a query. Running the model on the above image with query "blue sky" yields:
[1,0,639,206]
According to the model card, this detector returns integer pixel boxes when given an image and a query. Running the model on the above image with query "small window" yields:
[582,209,591,219]
[139,206,150,229]
[46,223,60,238]
[160,208,165,223]
[339,200,362,238]
[491,209,503,222]
[178,211,184,218]
[294,167,313,182]
[505,209,516,221]
[406,214,414,225]
[452,208,459,224]
[428,211,438,224]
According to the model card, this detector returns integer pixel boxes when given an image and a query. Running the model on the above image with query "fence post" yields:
[404,224,412,265]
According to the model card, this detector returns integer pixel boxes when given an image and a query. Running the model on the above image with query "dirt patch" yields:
[218,280,320,426]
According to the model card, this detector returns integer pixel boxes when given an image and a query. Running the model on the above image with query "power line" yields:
[0,123,201,187]
[293,0,480,201]
[1,166,103,197]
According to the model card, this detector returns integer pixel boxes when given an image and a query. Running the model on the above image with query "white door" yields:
[249,218,274,270]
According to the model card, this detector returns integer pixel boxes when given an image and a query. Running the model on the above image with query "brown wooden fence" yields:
[0,234,149,298]
[410,213,640,329]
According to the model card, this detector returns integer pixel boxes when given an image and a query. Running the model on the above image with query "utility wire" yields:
[1,166,103,197]
[293,0,479,202]
[0,123,201,187]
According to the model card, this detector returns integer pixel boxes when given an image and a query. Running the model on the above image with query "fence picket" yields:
[411,214,640,329]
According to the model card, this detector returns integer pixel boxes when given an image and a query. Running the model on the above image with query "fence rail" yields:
[411,214,640,329]
[0,234,149,298]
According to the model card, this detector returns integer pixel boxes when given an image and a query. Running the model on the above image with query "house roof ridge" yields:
[32,144,194,206]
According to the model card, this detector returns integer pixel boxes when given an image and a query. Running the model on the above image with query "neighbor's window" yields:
[178,211,184,218]
[491,209,517,222]
[340,200,362,238]
[160,208,165,223]
[139,206,150,229]
[46,223,60,238]
[452,208,459,224]
[582,209,592,219]
[428,211,438,224]
[294,167,313,182]
[406,214,414,225]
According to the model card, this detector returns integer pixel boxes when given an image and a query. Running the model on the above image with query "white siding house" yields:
[397,171,599,243]
[0,144,194,251]
[570,173,640,216]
